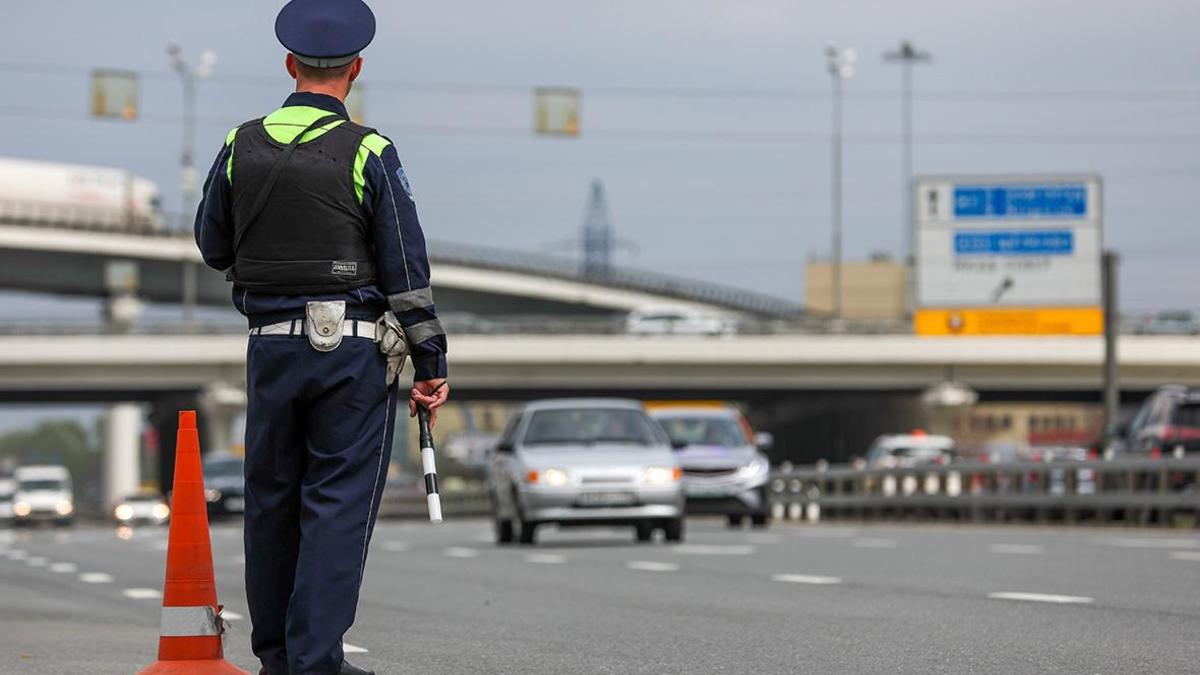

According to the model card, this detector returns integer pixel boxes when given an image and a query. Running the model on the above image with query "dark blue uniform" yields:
[194,91,447,674]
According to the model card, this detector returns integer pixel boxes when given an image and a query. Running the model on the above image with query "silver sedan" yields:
[489,399,685,545]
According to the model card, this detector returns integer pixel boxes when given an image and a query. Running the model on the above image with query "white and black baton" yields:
[417,406,443,524]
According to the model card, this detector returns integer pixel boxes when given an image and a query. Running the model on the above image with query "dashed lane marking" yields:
[1100,537,1199,550]
[771,573,842,585]
[627,561,680,572]
[443,547,479,559]
[79,572,115,584]
[990,544,1044,555]
[1170,551,1200,562]
[524,553,567,564]
[48,562,77,574]
[7,549,28,561]
[25,556,48,567]
[671,544,756,556]
[344,644,369,654]
[381,541,411,552]
[123,588,163,600]
[988,592,1093,605]
[853,538,897,549]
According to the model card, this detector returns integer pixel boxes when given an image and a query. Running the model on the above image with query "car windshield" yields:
[204,458,244,478]
[19,479,64,491]
[1170,402,1200,428]
[523,408,660,447]
[657,415,749,448]
[886,447,948,460]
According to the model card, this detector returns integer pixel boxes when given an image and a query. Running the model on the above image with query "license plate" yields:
[224,497,245,512]
[575,492,636,507]
[686,485,733,498]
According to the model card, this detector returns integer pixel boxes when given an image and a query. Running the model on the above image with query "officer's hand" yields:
[409,379,449,428]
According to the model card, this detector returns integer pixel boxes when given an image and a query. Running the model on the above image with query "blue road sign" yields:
[954,185,1087,218]
[954,230,1074,256]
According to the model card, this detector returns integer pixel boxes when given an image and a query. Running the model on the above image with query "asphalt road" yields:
[1,518,1199,674]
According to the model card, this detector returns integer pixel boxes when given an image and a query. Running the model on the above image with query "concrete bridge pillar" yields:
[200,382,247,456]
[104,402,142,509]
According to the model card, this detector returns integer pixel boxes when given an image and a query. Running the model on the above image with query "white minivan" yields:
[13,465,74,527]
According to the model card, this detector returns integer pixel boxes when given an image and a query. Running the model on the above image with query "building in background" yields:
[805,254,907,320]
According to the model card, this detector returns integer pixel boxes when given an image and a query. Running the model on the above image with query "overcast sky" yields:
[2,0,1199,311]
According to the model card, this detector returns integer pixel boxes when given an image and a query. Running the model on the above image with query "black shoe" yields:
[338,662,375,675]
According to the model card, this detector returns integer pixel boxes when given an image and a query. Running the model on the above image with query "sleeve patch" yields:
[396,167,415,200]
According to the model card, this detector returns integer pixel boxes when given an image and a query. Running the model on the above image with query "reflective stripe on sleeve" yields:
[387,287,435,313]
[160,606,221,637]
[405,319,445,345]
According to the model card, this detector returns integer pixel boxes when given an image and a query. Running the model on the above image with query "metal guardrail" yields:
[768,458,1200,527]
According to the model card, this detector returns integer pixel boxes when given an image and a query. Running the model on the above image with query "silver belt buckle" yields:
[304,301,346,352]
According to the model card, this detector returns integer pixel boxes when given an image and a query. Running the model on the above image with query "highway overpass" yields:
[0,221,802,319]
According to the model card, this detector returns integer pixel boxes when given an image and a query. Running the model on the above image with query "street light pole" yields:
[826,46,856,320]
[167,43,216,324]
[884,40,931,314]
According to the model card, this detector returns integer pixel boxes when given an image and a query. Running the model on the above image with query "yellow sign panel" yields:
[914,307,1103,336]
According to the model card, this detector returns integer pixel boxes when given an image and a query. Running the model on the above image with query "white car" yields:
[113,490,171,526]
[12,465,74,527]
[626,307,736,336]
[865,433,957,469]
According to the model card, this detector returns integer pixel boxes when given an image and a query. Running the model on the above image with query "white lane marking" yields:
[7,549,28,561]
[793,528,858,539]
[344,643,369,654]
[25,556,48,567]
[772,573,842,585]
[988,592,1093,605]
[123,588,163,600]
[222,610,246,621]
[627,561,680,572]
[671,544,756,556]
[382,541,411,552]
[990,544,1045,555]
[80,572,115,584]
[525,553,567,564]
[443,547,479,559]
[1170,551,1200,562]
[49,562,78,574]
[1101,537,1199,550]
[853,538,897,549]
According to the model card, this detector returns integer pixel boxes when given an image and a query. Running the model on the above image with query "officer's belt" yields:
[250,318,379,341]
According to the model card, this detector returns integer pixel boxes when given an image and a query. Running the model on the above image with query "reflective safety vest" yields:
[228,113,377,295]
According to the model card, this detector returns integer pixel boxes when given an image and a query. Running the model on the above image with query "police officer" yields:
[194,1,448,673]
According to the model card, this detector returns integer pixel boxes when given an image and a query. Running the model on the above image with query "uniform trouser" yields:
[243,335,396,675]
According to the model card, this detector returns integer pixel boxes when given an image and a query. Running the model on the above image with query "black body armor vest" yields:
[228,118,377,295]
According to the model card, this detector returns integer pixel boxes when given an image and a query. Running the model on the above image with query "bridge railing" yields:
[769,458,1200,527]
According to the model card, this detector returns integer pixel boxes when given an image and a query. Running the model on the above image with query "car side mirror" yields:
[754,432,775,451]
[496,443,515,455]
[670,439,689,451]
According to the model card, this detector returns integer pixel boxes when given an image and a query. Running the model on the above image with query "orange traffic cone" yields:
[137,411,249,675]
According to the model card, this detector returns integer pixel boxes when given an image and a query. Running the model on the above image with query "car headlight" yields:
[13,501,31,517]
[56,500,74,516]
[643,466,681,484]
[114,504,134,521]
[151,503,171,521]
[528,468,572,487]
[205,488,222,503]
[738,457,770,478]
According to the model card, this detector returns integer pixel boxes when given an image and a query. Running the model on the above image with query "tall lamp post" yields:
[883,40,931,314]
[166,43,216,323]
[825,45,856,320]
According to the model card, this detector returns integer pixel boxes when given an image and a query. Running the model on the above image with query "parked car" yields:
[12,465,74,527]
[489,399,685,545]
[626,306,736,336]
[113,490,171,526]
[0,478,15,526]
[865,432,957,468]
[647,403,773,528]
[203,454,246,517]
